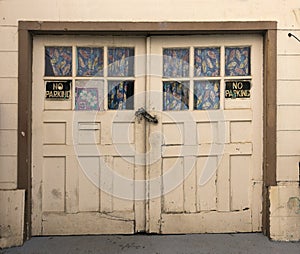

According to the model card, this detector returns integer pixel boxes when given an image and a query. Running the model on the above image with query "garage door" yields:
[147,35,263,233]
[32,34,263,235]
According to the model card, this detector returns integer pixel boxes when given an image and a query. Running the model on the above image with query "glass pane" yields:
[108,81,134,110]
[77,47,104,77]
[194,80,220,110]
[108,48,134,77]
[45,47,72,76]
[75,80,104,111]
[225,47,251,76]
[163,48,189,78]
[163,81,189,111]
[194,47,220,77]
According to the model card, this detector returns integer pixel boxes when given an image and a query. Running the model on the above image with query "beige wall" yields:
[0,0,299,27]
[0,0,299,242]
[277,31,300,184]
[0,25,18,189]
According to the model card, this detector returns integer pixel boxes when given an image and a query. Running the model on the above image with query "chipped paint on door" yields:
[32,36,147,235]
[32,34,263,235]
[147,34,263,233]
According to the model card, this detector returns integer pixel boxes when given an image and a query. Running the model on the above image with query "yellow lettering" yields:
[234,90,241,97]
[46,82,71,99]
[243,90,249,97]
[225,90,232,97]
[232,82,243,90]
[57,83,64,90]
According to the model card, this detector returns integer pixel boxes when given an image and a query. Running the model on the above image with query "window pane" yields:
[77,47,104,77]
[108,48,134,77]
[194,80,220,110]
[75,80,104,111]
[194,47,220,77]
[163,81,189,111]
[45,47,72,76]
[225,47,251,76]
[163,48,189,78]
[108,81,134,110]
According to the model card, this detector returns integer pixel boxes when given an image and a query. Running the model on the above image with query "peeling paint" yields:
[51,189,62,199]
[292,9,300,26]
[287,197,300,214]
[0,224,12,238]
[0,190,25,248]
[102,213,133,222]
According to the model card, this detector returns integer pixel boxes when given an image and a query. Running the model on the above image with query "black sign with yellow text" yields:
[45,81,71,100]
[225,80,251,99]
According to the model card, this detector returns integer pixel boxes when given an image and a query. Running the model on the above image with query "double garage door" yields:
[32,34,263,235]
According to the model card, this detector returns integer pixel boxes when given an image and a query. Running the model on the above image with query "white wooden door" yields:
[32,36,147,235]
[32,34,263,235]
[147,35,263,233]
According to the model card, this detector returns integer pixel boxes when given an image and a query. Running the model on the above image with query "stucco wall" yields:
[0,0,299,244]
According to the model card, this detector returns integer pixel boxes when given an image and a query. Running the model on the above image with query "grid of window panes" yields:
[44,46,135,111]
[44,45,251,111]
[162,46,251,111]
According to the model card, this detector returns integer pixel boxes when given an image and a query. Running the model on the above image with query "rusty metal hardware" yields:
[288,33,300,43]
[135,107,158,124]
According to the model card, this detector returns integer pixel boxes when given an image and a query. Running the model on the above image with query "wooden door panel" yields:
[148,35,263,233]
[32,36,146,235]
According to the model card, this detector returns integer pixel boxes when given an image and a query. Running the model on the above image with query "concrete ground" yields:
[1,233,299,254]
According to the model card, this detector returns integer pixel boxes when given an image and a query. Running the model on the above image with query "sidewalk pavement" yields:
[1,233,299,254]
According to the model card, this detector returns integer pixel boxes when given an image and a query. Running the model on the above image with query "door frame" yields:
[18,21,277,239]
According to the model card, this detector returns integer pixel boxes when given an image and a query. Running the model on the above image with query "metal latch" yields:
[135,107,158,124]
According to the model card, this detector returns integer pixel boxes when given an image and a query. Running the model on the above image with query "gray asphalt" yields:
[1,233,299,254]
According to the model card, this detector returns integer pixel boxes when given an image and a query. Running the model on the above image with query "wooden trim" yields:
[262,28,277,236]
[19,21,277,33]
[17,28,33,240]
[264,29,277,187]
[17,21,277,239]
